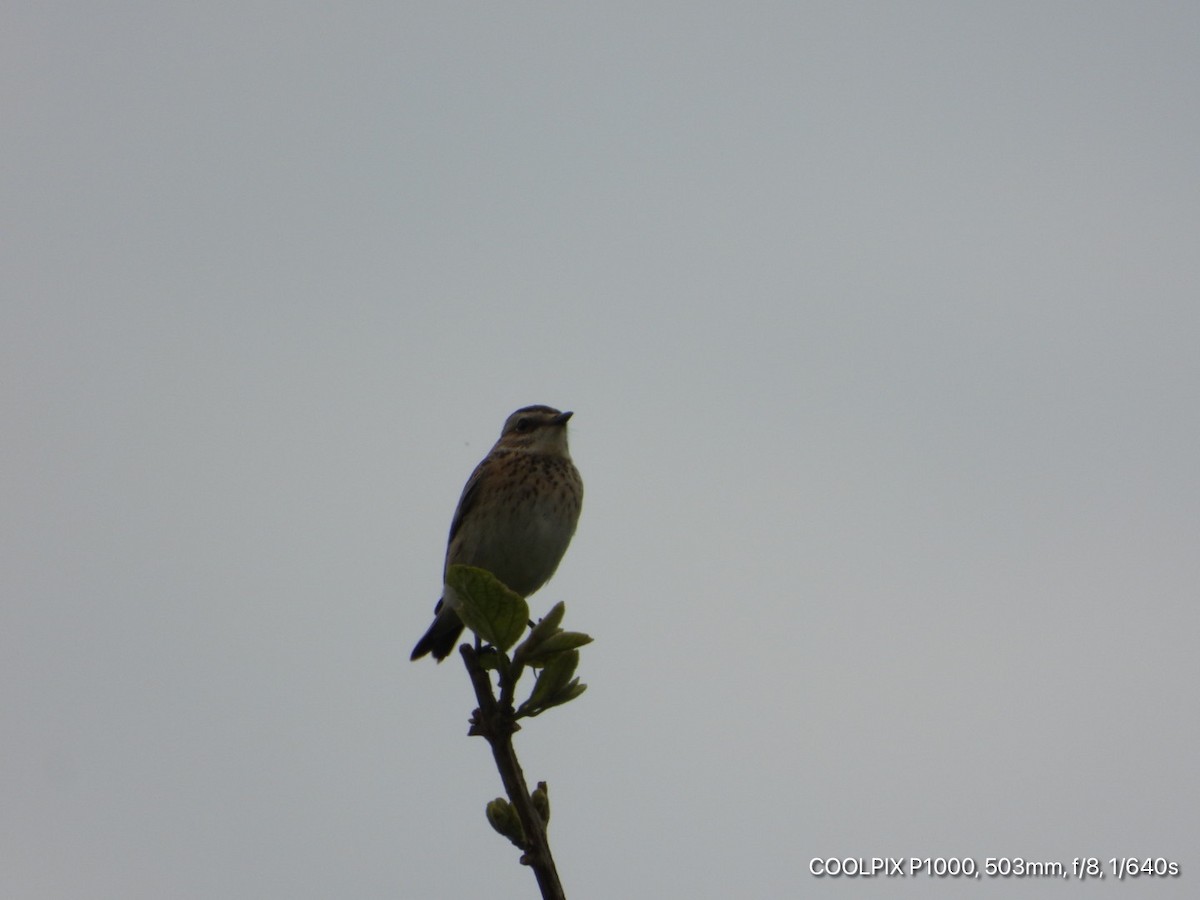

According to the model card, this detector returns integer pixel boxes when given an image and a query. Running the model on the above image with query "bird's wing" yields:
[443,456,490,574]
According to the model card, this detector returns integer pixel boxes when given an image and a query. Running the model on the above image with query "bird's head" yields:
[496,405,574,456]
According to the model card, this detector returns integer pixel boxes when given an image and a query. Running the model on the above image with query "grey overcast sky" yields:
[4,3,1198,898]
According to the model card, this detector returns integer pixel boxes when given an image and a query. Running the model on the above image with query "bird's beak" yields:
[552,410,574,426]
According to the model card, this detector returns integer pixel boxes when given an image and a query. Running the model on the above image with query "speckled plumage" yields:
[410,406,583,661]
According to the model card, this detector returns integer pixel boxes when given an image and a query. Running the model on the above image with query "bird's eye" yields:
[514,417,532,433]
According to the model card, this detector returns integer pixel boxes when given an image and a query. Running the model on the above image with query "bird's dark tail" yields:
[410,609,464,662]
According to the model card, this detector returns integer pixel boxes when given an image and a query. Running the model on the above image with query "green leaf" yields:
[518,650,578,716]
[560,681,587,703]
[485,798,526,848]
[520,679,587,717]
[445,565,529,652]
[544,681,587,710]
[535,649,578,701]
[525,601,567,646]
[521,631,593,667]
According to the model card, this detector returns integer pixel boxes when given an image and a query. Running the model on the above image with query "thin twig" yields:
[461,644,566,900]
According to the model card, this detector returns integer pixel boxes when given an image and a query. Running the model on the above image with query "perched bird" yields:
[411,405,583,661]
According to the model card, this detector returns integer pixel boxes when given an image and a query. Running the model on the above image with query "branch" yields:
[461,644,566,900]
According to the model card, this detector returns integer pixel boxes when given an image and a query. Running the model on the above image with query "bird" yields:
[410,405,583,661]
